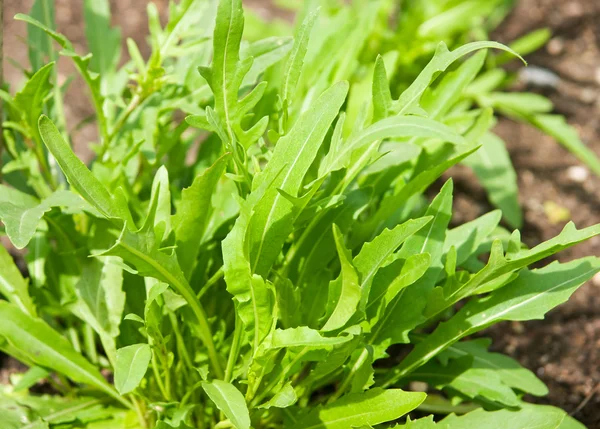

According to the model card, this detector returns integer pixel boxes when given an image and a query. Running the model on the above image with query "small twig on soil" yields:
[569,383,600,417]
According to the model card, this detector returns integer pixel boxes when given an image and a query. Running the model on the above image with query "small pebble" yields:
[547,38,564,56]
[519,66,560,89]
[592,272,600,287]
[566,165,589,183]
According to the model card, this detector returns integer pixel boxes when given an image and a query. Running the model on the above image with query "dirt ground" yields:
[2,0,600,427]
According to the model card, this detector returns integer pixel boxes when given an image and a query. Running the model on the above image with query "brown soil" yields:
[3,0,600,427]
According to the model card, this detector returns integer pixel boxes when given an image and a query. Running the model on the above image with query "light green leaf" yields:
[248,81,348,276]
[393,41,523,115]
[18,15,110,142]
[173,153,230,278]
[321,115,466,176]
[83,0,121,75]
[38,116,123,220]
[76,257,125,339]
[533,114,600,176]
[368,180,453,353]
[0,245,36,316]
[114,343,152,395]
[27,0,56,71]
[0,190,97,249]
[0,301,125,406]
[401,404,567,428]
[406,357,520,407]
[440,338,548,396]
[282,9,319,106]
[426,222,600,319]
[257,382,298,409]
[383,257,600,385]
[353,217,432,313]
[270,327,352,349]
[202,380,250,429]
[464,132,522,228]
[321,225,361,331]
[443,210,502,266]
[372,55,393,122]
[290,388,425,429]
[13,62,54,135]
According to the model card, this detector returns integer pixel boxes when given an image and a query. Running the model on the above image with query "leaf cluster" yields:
[0,1,597,428]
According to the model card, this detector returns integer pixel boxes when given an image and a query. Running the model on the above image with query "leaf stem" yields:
[328,348,369,403]
[224,315,243,383]
[106,94,141,148]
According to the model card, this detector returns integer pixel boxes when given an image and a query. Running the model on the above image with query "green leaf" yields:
[269,327,352,349]
[0,245,36,316]
[439,338,548,397]
[443,210,502,266]
[392,41,523,115]
[401,404,567,428]
[257,382,298,409]
[201,0,269,148]
[75,256,125,339]
[98,189,223,378]
[383,257,600,385]
[0,190,97,249]
[368,180,453,353]
[248,81,349,276]
[425,222,600,319]
[366,253,431,326]
[17,15,109,142]
[290,388,425,429]
[202,380,251,429]
[406,357,520,407]
[26,0,56,71]
[372,55,393,122]
[0,301,125,406]
[38,116,123,220]
[13,62,54,135]
[114,343,152,395]
[353,216,432,314]
[321,225,361,331]
[464,132,522,228]
[173,153,230,278]
[83,0,121,75]
[282,8,319,106]
[533,114,600,176]
[320,115,466,176]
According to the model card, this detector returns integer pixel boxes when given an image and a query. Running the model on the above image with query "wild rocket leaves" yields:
[0,0,598,428]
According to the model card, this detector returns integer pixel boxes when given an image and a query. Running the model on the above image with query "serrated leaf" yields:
[173,153,230,278]
[368,180,453,354]
[440,338,548,396]
[115,343,152,395]
[248,81,348,276]
[392,41,522,115]
[401,404,567,429]
[320,115,466,176]
[353,217,432,314]
[383,257,600,385]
